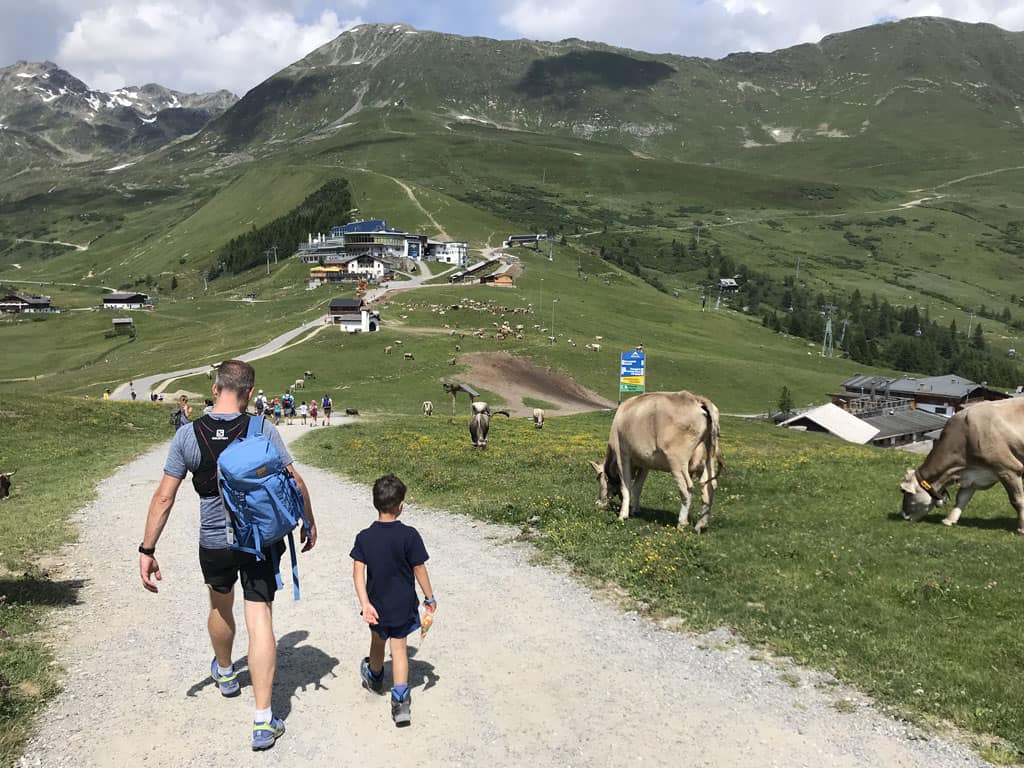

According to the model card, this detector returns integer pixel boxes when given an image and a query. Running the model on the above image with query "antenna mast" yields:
[821,304,836,357]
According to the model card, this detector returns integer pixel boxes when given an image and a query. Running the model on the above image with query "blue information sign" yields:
[619,350,646,393]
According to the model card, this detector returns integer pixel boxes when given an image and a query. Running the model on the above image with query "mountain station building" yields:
[833,373,1008,416]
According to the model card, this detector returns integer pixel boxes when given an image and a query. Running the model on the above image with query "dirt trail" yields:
[461,351,629,416]
[378,173,451,241]
[18,423,988,767]
[14,238,89,251]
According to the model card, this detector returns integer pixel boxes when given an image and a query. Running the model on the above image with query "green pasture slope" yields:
[172,245,869,412]
[2,87,1024,764]
[0,397,168,765]
[296,414,1024,762]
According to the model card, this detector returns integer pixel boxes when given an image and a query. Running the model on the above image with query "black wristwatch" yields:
[138,544,156,556]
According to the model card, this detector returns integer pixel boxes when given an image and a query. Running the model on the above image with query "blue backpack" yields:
[217,416,308,599]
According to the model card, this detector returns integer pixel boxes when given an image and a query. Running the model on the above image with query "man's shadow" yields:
[186,630,339,719]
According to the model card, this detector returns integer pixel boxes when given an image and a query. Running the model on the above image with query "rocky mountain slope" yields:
[0,61,236,172]
[200,17,1024,183]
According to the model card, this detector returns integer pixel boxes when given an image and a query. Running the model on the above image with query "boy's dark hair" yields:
[373,474,406,513]
[214,359,255,397]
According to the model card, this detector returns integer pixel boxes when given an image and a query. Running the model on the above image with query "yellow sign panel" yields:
[619,376,646,386]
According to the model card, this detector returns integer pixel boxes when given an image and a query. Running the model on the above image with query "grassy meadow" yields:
[2,89,1024,766]
[295,412,1024,759]
[0,396,168,765]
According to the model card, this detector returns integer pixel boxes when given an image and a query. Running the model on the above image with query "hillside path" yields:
[111,317,328,400]
[363,168,451,241]
[19,423,988,767]
[14,238,89,251]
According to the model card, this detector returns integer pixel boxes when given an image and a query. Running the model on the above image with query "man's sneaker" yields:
[252,717,285,751]
[360,657,385,694]
[210,658,240,698]
[391,690,411,727]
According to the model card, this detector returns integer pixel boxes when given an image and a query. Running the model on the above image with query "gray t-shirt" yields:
[164,414,293,549]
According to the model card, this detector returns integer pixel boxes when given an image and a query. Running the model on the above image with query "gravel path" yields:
[20,423,990,767]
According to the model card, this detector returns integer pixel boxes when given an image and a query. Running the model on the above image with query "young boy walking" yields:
[351,475,436,726]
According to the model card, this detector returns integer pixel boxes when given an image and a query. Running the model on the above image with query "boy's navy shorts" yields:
[372,616,421,640]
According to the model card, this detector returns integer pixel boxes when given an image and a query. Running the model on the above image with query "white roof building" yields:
[780,403,880,445]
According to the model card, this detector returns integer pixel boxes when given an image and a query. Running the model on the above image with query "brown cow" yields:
[469,402,509,448]
[590,391,721,532]
[532,408,545,429]
[900,398,1024,534]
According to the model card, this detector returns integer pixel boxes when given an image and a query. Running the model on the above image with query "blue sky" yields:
[1,0,1022,95]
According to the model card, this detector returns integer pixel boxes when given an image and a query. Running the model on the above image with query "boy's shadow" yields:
[406,644,440,692]
[186,630,339,719]
[372,644,440,692]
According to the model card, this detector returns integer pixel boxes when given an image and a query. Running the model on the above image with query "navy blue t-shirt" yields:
[350,520,429,627]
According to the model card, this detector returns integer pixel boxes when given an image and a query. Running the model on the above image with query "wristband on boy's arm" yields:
[423,596,436,605]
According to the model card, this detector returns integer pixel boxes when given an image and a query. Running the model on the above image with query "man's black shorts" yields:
[198,542,286,603]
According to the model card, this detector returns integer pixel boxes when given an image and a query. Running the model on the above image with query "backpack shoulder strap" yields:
[245,414,263,439]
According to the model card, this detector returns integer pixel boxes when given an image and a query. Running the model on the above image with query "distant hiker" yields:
[203,398,214,415]
[138,359,318,751]
[130,389,137,401]
[254,389,267,416]
[102,388,111,400]
[170,395,192,431]
[272,398,283,426]
[309,399,317,426]
[351,475,435,727]
[321,394,333,426]
[282,392,295,426]
[299,401,308,425]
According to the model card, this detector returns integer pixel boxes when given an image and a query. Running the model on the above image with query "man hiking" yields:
[138,359,318,751]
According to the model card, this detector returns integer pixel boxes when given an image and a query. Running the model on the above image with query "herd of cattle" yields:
[4,389,1023,537]
[418,388,1024,537]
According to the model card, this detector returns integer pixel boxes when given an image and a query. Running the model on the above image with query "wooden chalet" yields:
[0,293,54,313]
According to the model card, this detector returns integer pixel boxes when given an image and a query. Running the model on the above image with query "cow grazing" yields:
[403,352,415,361]
[0,470,14,500]
[900,398,1024,534]
[590,391,721,532]
[385,346,393,355]
[294,378,305,389]
[423,401,434,416]
[304,371,316,380]
[469,402,510,448]
[533,408,545,429]
[345,408,359,416]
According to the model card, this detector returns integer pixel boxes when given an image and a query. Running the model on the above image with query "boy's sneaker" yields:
[391,690,412,727]
[252,717,286,751]
[360,657,385,694]
[210,658,240,698]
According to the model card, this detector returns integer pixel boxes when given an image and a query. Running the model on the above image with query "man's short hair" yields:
[215,359,256,398]
[373,474,406,513]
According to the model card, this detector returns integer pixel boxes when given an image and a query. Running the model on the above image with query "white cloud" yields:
[55,1,360,95]
[498,0,1024,57]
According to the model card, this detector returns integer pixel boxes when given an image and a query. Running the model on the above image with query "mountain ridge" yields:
[185,16,1023,185]
[0,60,237,173]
